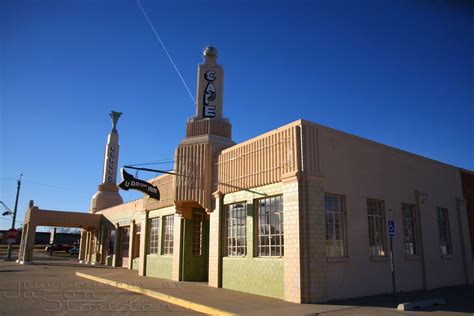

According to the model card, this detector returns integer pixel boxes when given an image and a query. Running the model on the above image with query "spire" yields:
[109,111,122,133]
[90,111,123,213]
[102,111,122,185]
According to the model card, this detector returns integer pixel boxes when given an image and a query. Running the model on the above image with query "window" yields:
[149,217,160,254]
[325,194,346,257]
[225,202,247,256]
[121,226,130,258]
[108,229,116,256]
[192,212,203,256]
[256,195,284,257]
[437,207,452,256]
[401,204,418,256]
[162,215,174,255]
[367,199,386,257]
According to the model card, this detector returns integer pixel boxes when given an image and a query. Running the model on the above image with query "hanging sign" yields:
[118,168,160,200]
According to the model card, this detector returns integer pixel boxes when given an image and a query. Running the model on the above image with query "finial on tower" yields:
[203,46,217,57]
[203,46,218,65]
[109,111,122,132]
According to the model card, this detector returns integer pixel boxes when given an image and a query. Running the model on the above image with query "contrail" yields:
[136,0,195,104]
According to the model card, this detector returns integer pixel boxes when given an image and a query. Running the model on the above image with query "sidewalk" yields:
[4,255,472,316]
[74,265,474,316]
[74,266,357,315]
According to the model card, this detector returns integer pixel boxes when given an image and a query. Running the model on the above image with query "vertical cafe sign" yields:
[106,145,117,183]
[103,110,121,185]
[203,70,216,118]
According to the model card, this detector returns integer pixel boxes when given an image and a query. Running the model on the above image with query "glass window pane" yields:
[256,195,284,257]
[367,199,386,257]
[225,202,247,256]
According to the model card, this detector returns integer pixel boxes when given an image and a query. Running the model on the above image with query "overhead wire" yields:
[126,159,174,167]
[1,177,92,195]
[21,180,92,195]
[136,0,195,105]
[0,217,23,224]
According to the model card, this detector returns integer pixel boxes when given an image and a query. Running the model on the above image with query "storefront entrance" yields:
[120,226,130,268]
[181,208,209,282]
[132,224,141,270]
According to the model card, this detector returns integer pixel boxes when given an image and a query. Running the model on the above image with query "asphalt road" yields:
[0,255,201,316]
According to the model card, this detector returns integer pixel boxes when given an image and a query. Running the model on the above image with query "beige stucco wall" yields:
[314,123,474,300]
[96,198,144,225]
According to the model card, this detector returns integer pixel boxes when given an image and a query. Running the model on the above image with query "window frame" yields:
[437,207,453,257]
[162,215,174,255]
[325,193,348,258]
[192,212,203,256]
[401,203,418,257]
[367,198,387,258]
[224,202,247,257]
[149,217,161,255]
[255,195,284,258]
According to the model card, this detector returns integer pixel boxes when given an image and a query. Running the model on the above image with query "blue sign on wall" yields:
[388,219,395,237]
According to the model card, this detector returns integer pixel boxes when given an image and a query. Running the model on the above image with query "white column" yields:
[112,223,121,267]
[78,229,87,262]
[208,191,223,287]
[128,220,136,269]
[139,211,149,276]
[283,172,327,303]
[172,214,183,281]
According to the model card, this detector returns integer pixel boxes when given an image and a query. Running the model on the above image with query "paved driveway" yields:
[0,257,201,315]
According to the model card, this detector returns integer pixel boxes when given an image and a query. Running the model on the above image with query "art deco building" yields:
[19,47,474,303]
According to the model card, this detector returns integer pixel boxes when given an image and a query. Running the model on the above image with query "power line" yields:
[2,177,93,196]
[126,159,174,167]
[21,180,92,195]
[136,0,195,105]
[0,217,22,224]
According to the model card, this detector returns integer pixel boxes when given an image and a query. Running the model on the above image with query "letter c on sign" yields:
[204,70,216,81]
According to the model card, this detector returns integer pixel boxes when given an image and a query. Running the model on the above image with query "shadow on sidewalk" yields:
[326,285,474,314]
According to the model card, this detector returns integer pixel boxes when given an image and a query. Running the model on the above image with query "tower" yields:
[186,46,232,140]
[174,47,233,214]
[90,111,124,213]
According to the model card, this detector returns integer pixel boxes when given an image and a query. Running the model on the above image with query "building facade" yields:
[31,47,474,303]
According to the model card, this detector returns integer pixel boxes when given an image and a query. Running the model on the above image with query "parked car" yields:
[44,244,72,252]
[68,246,79,256]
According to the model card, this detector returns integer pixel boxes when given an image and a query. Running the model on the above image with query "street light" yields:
[1,201,13,216]
[4,174,22,261]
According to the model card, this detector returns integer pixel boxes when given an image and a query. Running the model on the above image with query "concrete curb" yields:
[397,298,446,311]
[75,272,236,316]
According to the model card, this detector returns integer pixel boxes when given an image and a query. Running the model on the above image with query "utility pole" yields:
[6,173,22,261]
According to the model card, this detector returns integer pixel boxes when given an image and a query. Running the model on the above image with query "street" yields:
[0,253,201,316]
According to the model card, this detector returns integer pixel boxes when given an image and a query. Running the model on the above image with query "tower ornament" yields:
[203,46,217,58]
[110,111,122,132]
[90,110,124,213]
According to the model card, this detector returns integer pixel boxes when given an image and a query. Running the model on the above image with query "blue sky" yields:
[1,0,473,230]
